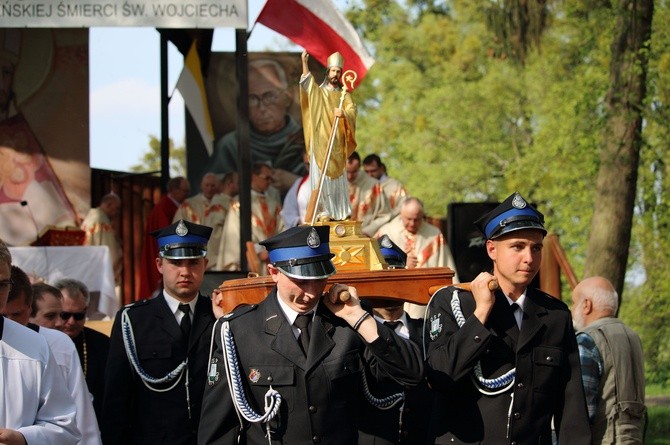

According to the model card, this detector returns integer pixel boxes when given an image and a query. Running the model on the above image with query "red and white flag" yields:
[256,0,374,88]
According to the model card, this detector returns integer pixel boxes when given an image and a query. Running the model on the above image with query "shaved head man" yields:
[571,276,646,443]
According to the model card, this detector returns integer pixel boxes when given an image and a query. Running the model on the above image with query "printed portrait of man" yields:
[188,52,325,196]
[0,29,90,246]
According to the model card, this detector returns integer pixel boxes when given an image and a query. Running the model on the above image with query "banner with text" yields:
[0,0,247,28]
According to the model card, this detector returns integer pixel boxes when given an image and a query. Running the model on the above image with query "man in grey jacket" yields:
[572,276,646,444]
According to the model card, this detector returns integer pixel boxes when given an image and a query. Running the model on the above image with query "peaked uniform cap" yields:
[260,225,336,280]
[152,219,212,259]
[474,192,547,240]
[377,234,407,268]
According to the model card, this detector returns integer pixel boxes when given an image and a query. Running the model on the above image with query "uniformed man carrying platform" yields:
[198,225,424,444]
[424,192,591,444]
[101,220,215,445]
[358,235,434,445]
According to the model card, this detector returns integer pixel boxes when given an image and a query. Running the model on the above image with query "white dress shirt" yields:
[163,291,196,325]
[38,326,102,445]
[0,318,80,444]
[505,292,526,329]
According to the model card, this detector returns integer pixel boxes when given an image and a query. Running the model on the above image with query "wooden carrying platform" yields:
[217,267,455,314]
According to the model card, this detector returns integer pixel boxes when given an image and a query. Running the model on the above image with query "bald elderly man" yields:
[572,276,646,444]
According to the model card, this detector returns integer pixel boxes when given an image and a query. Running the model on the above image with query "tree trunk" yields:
[584,0,654,299]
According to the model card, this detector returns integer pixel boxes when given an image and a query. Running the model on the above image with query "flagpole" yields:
[160,33,169,193]
[248,0,268,40]
[235,28,251,272]
[247,21,257,40]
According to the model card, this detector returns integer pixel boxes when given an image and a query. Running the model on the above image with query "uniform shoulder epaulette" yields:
[124,299,149,309]
[432,284,462,297]
[531,289,570,311]
[220,304,257,321]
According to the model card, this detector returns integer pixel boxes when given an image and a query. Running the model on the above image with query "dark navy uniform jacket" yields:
[73,326,109,420]
[101,292,215,445]
[425,286,591,445]
[358,315,433,445]
[198,288,424,444]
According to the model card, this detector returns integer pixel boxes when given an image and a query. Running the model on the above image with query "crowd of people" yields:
[0,49,647,445]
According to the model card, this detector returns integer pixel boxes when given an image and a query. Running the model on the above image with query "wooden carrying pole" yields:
[217,267,454,314]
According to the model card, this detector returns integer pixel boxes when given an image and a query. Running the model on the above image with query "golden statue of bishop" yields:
[299,50,357,222]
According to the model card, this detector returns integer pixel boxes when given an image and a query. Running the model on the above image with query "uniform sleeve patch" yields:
[429,313,443,340]
[207,356,222,386]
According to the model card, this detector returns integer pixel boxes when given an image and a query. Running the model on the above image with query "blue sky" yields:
[89,0,300,172]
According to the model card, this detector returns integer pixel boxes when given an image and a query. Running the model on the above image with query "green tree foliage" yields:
[350,0,610,275]
[129,135,186,177]
[346,0,669,383]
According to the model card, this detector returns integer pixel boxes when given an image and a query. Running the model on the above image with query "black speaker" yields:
[447,202,542,288]
[446,202,499,283]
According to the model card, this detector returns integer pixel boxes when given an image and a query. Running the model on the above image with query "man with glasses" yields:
[218,162,284,272]
[54,278,110,422]
[210,58,307,195]
[0,277,13,295]
[2,266,102,444]
[0,240,80,445]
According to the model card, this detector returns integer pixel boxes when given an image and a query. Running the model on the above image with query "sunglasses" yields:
[60,311,87,321]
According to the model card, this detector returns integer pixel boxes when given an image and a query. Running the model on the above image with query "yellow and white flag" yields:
[176,42,214,155]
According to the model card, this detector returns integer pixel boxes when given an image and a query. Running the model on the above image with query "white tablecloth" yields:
[9,246,118,318]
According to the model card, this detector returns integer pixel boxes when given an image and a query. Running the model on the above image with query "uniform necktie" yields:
[294,314,312,356]
[510,303,521,329]
[384,320,402,331]
[179,304,192,338]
